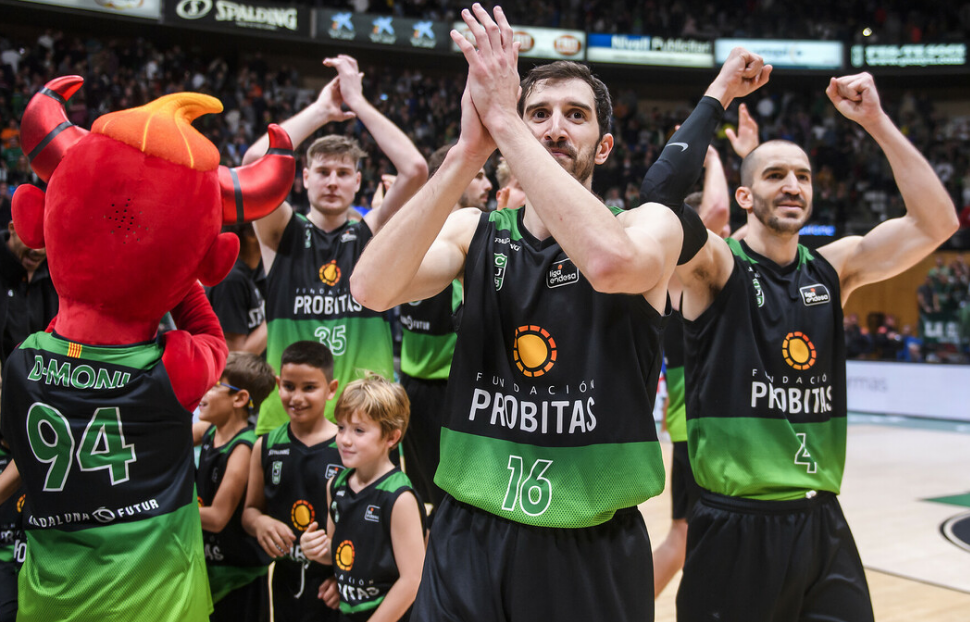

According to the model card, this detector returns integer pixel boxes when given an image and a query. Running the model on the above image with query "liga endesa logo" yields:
[782,331,817,371]
[290,500,315,531]
[319,260,342,286]
[512,325,557,378]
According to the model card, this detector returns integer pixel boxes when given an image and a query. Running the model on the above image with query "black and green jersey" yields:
[196,425,268,601]
[0,331,211,621]
[329,468,422,621]
[400,280,461,380]
[684,238,846,500]
[0,445,24,566]
[258,214,393,433]
[663,310,687,443]
[261,423,344,562]
[436,207,666,528]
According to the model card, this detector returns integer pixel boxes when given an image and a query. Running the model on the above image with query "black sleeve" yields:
[640,96,724,264]
[207,269,252,335]
[639,96,724,208]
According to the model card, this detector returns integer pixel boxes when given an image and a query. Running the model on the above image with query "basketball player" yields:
[672,72,958,621]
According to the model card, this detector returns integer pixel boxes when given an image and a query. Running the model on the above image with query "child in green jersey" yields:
[242,341,344,622]
[301,375,426,622]
[193,352,276,621]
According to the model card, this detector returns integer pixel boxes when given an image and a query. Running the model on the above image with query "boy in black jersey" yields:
[242,342,344,622]
[193,352,276,621]
[665,73,959,621]
[301,375,425,622]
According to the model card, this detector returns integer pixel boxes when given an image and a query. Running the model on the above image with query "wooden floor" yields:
[641,419,970,621]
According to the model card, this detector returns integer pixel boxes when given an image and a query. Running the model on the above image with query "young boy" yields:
[300,375,425,622]
[193,352,277,621]
[242,341,344,622]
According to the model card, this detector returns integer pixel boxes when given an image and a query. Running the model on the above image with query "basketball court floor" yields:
[643,414,970,621]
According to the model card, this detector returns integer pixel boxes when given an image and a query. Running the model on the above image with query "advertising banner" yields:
[452,22,585,60]
[317,11,451,51]
[586,34,713,68]
[166,0,309,36]
[850,43,967,69]
[15,0,160,19]
[715,38,843,70]
[846,360,969,421]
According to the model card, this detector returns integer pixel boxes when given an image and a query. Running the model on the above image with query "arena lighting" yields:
[863,27,873,37]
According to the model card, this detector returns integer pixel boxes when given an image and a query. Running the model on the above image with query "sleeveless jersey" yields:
[684,238,847,500]
[663,310,687,443]
[261,423,344,563]
[259,214,393,433]
[436,207,666,528]
[400,280,461,380]
[0,445,25,566]
[329,468,421,620]
[0,331,211,621]
[197,425,268,560]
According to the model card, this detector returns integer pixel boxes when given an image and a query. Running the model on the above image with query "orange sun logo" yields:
[16,495,24,513]
[335,540,355,571]
[290,500,315,531]
[513,325,557,378]
[319,260,342,286]
[782,331,817,370]
[197,496,204,507]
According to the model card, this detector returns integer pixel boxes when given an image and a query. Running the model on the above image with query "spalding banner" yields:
[165,0,310,37]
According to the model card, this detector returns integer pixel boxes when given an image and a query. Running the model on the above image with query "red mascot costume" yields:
[0,76,294,621]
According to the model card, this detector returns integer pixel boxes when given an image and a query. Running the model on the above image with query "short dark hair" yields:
[280,341,334,380]
[222,352,277,412]
[427,143,455,178]
[518,61,612,140]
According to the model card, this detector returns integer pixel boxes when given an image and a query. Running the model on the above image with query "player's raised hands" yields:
[826,73,885,127]
[450,4,520,130]
[314,75,356,124]
[455,80,497,163]
[725,102,760,158]
[706,47,772,109]
[300,520,331,563]
[324,55,366,109]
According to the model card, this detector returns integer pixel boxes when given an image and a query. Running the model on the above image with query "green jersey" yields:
[0,332,211,621]
[400,280,461,380]
[662,310,687,443]
[436,208,666,528]
[258,214,393,433]
[684,239,847,500]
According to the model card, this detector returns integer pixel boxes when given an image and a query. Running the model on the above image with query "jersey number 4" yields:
[26,403,137,492]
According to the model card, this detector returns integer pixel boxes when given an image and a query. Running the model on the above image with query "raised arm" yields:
[697,147,731,237]
[245,73,356,263]
[816,73,958,302]
[350,83,493,311]
[323,56,429,234]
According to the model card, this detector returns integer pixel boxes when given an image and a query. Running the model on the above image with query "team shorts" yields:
[676,490,873,622]
[271,559,339,622]
[399,374,447,510]
[412,495,653,622]
[670,441,701,521]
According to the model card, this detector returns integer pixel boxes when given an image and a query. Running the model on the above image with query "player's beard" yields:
[752,192,812,235]
[545,139,596,185]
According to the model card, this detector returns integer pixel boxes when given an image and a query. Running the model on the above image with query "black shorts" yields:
[399,374,447,509]
[271,559,338,622]
[676,491,873,622]
[211,575,265,622]
[0,560,17,622]
[670,441,701,521]
[412,495,653,622]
